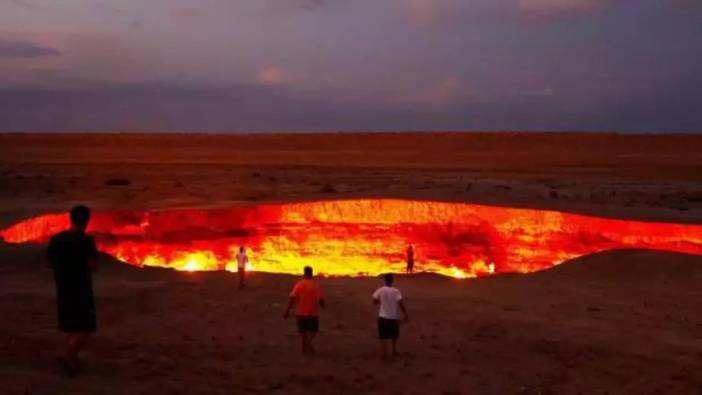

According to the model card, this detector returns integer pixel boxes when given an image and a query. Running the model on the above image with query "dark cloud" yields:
[0,75,699,133]
[0,39,60,58]
[298,0,326,12]
[671,0,702,11]
[0,0,699,133]
[4,0,37,9]
[517,0,611,21]
[0,81,329,132]
[94,3,144,28]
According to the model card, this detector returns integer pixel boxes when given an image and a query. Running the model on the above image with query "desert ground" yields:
[1,132,702,394]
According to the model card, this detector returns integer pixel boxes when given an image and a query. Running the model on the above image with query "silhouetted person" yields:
[47,205,99,376]
[283,266,325,355]
[406,245,415,273]
[373,273,408,360]
[236,246,249,289]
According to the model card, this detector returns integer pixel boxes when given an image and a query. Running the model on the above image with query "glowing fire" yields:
[2,199,702,278]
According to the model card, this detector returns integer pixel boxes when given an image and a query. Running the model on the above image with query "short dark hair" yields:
[384,273,394,286]
[303,266,313,278]
[70,205,91,226]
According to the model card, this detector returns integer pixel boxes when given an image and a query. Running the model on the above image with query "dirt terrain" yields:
[0,132,701,394]
[1,133,701,226]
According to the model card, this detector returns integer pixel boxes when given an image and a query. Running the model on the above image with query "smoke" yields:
[0,38,60,58]
[518,0,610,20]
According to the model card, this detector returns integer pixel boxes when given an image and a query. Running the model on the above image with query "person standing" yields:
[406,245,415,274]
[372,273,408,360]
[283,266,325,355]
[47,205,99,376]
[236,246,249,289]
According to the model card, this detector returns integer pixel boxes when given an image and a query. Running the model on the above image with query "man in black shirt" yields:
[47,205,99,376]
[406,244,415,274]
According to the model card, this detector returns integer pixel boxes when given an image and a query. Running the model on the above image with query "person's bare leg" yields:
[60,334,77,367]
[307,332,317,354]
[238,271,245,289]
[63,334,76,359]
[68,333,90,360]
[60,333,90,375]
[300,332,307,355]
[380,340,389,360]
[391,338,398,357]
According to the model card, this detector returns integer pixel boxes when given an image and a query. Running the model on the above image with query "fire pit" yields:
[3,199,701,278]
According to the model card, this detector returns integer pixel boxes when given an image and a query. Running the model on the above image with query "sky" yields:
[0,0,700,133]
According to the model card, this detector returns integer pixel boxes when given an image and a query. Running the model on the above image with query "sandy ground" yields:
[1,132,702,394]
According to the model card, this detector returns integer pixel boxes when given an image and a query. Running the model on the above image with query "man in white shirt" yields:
[236,246,248,289]
[372,273,409,360]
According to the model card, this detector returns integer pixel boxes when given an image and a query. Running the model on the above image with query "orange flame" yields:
[2,199,702,278]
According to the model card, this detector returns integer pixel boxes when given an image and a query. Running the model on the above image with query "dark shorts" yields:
[378,317,399,340]
[58,304,97,333]
[296,315,319,333]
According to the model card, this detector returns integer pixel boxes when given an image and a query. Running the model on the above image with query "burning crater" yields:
[2,199,702,278]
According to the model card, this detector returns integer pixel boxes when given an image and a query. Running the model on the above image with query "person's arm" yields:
[46,237,55,269]
[283,296,295,319]
[88,257,98,272]
[399,300,409,323]
[284,283,298,318]
[372,288,380,305]
[88,237,99,272]
[318,286,325,309]
[88,253,98,272]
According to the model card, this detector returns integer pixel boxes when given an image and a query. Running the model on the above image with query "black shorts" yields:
[296,316,319,333]
[378,317,399,340]
[58,305,97,333]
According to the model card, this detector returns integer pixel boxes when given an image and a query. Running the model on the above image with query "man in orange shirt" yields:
[283,266,325,355]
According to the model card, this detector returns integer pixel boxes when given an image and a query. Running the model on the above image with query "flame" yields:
[2,199,702,278]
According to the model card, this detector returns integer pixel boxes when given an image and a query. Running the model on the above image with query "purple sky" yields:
[0,0,700,133]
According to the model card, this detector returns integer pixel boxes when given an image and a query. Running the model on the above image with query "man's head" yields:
[239,246,244,253]
[70,205,91,231]
[303,266,313,278]
[384,273,394,286]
